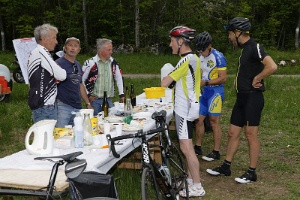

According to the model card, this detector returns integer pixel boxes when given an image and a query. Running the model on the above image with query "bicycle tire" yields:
[141,166,162,200]
[166,143,189,199]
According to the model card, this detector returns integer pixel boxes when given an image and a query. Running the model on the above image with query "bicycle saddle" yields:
[34,151,83,162]
[151,110,167,119]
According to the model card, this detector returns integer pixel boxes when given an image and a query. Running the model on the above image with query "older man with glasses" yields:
[55,37,91,127]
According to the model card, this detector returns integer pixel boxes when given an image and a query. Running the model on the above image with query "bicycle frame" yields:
[140,131,176,199]
[0,152,86,199]
[107,110,184,199]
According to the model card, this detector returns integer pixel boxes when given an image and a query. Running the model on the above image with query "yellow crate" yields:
[143,87,166,99]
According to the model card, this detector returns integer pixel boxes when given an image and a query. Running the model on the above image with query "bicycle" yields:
[0,151,87,199]
[107,110,189,200]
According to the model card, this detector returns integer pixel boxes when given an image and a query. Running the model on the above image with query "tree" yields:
[0,15,5,50]
[135,0,140,49]
[296,8,300,49]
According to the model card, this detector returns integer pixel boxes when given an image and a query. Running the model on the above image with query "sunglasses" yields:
[73,64,78,74]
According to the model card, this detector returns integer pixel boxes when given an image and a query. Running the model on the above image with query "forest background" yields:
[0,0,300,54]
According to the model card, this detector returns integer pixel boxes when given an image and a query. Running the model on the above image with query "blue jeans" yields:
[91,97,114,116]
[56,100,80,127]
[32,104,57,123]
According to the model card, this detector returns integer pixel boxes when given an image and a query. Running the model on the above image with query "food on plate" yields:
[122,124,141,132]
[53,128,70,139]
[104,116,124,123]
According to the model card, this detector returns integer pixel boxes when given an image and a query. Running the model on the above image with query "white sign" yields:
[12,38,37,84]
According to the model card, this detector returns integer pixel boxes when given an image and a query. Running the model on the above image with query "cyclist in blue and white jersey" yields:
[193,32,227,162]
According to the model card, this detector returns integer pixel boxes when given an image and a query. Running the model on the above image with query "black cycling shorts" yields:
[230,92,264,127]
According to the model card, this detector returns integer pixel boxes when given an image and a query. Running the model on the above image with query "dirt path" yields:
[122,74,300,78]
[122,74,160,78]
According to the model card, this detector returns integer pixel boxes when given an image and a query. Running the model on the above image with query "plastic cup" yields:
[114,102,119,110]
[103,123,110,135]
[114,123,122,136]
[92,135,101,146]
[99,134,108,146]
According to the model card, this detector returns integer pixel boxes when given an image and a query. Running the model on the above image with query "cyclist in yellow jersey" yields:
[161,26,205,198]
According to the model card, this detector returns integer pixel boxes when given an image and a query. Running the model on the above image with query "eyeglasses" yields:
[73,64,78,74]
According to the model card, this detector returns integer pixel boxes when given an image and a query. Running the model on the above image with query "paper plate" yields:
[122,124,142,132]
[104,116,124,123]
[132,112,152,119]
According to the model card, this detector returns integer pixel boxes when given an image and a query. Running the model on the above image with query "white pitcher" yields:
[25,120,57,155]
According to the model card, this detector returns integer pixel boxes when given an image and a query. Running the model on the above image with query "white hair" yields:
[34,24,58,43]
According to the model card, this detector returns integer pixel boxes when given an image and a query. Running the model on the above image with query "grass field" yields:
[0,50,300,199]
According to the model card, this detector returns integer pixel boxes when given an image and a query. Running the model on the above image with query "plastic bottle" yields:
[161,63,175,81]
[74,112,84,148]
[83,113,93,146]
[102,91,109,117]
[157,163,171,184]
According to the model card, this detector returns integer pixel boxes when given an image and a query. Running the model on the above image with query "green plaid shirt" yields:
[93,59,114,98]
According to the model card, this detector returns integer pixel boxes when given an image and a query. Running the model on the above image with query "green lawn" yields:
[0,50,299,199]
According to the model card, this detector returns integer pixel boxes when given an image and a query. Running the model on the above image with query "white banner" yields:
[12,38,37,84]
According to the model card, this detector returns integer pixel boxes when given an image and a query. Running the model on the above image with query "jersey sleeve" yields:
[215,51,227,70]
[255,43,268,62]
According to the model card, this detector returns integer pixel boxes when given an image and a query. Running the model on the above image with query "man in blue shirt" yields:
[56,37,91,127]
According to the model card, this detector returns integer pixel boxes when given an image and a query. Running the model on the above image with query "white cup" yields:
[99,134,108,146]
[114,102,119,110]
[114,123,123,136]
[103,123,110,135]
[92,135,101,146]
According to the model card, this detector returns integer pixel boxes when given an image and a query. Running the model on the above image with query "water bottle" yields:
[74,112,84,148]
[83,113,93,146]
[157,164,171,184]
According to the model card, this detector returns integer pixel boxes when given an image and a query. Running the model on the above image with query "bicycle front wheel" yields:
[166,144,189,197]
[141,166,162,200]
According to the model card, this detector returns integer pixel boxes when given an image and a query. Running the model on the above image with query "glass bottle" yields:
[102,91,109,117]
[83,113,93,146]
[124,86,129,107]
[130,84,136,107]
[124,97,132,117]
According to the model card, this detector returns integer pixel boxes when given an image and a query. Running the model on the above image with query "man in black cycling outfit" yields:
[206,17,277,183]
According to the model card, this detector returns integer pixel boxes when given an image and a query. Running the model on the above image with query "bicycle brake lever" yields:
[106,134,120,158]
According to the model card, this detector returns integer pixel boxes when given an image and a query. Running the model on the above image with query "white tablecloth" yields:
[0,89,173,174]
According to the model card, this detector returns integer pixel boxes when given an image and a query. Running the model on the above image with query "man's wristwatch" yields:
[205,81,209,86]
[86,102,91,106]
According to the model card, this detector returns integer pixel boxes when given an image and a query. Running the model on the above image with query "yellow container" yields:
[90,117,99,136]
[143,87,166,99]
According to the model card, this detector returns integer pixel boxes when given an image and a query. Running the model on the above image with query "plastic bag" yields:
[68,171,118,200]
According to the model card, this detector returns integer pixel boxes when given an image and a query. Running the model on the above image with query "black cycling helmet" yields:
[194,31,212,52]
[226,17,251,32]
[169,26,196,42]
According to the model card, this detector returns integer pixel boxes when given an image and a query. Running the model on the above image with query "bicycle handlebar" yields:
[106,126,167,158]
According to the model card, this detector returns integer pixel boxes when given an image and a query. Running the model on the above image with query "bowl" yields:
[143,87,166,99]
